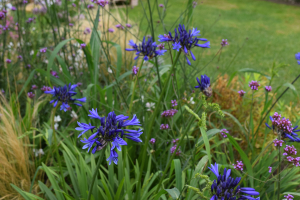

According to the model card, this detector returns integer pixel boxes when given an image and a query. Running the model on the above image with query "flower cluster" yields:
[209,163,260,200]
[249,80,260,90]
[125,37,167,61]
[238,90,246,97]
[283,145,297,156]
[286,156,300,167]
[221,39,228,47]
[273,138,284,147]
[158,24,210,65]
[160,124,169,130]
[84,28,91,34]
[41,86,52,91]
[171,100,177,107]
[170,145,181,156]
[266,112,300,142]
[50,70,59,78]
[285,194,294,200]
[27,92,35,99]
[265,86,272,92]
[295,52,300,65]
[195,75,212,97]
[76,110,142,165]
[115,24,124,30]
[233,161,244,171]
[44,83,86,112]
[150,138,156,144]
[161,109,178,117]
[132,66,138,75]
[268,166,272,173]
[172,138,179,144]
[220,129,229,138]
[91,0,109,7]
[40,47,47,53]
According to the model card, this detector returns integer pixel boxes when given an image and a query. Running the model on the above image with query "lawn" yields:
[120,0,300,101]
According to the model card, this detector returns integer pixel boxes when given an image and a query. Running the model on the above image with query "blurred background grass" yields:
[119,0,300,101]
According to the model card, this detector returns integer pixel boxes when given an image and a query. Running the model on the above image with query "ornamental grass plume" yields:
[76,109,143,165]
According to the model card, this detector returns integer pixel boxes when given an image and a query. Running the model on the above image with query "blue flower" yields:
[125,37,167,61]
[158,24,210,65]
[295,52,300,65]
[76,110,143,165]
[209,163,260,200]
[194,75,212,97]
[44,83,86,112]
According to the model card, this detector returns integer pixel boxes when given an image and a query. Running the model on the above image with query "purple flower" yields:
[50,70,59,78]
[31,85,38,90]
[287,156,300,166]
[238,90,246,97]
[159,4,164,7]
[18,55,23,60]
[72,3,76,7]
[80,43,86,49]
[0,12,5,20]
[44,83,86,112]
[150,138,156,144]
[132,66,138,75]
[265,85,272,92]
[233,161,244,171]
[157,43,165,50]
[284,194,294,200]
[171,100,177,107]
[69,23,74,27]
[94,0,109,7]
[11,7,17,11]
[283,145,297,156]
[221,39,228,47]
[76,110,143,165]
[160,124,169,130]
[84,28,91,34]
[220,129,228,138]
[268,166,272,173]
[161,109,178,117]
[6,59,11,64]
[172,138,179,144]
[194,75,212,97]
[108,28,114,32]
[170,145,181,156]
[115,24,124,30]
[249,80,260,90]
[209,163,260,199]
[126,24,132,28]
[26,64,31,68]
[40,47,47,53]
[266,112,300,142]
[87,4,94,9]
[27,92,35,99]
[273,138,284,147]
[41,86,52,91]
[125,37,167,61]
[158,24,209,65]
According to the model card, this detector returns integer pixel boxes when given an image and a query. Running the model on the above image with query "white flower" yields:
[54,123,59,130]
[70,111,78,119]
[189,97,195,105]
[108,67,112,73]
[54,115,61,122]
[141,95,144,103]
[146,102,155,111]
[32,27,36,31]
[33,148,44,157]
[30,50,34,55]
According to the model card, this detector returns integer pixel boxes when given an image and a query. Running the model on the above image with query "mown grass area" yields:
[119,0,300,101]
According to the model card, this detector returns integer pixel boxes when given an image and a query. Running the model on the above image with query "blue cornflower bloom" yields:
[194,75,212,97]
[158,24,210,65]
[265,112,300,142]
[76,110,143,165]
[295,52,300,65]
[44,83,86,112]
[125,37,167,61]
[209,163,260,200]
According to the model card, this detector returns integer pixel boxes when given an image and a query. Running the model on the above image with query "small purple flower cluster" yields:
[171,100,177,107]
[31,85,38,90]
[172,138,179,144]
[285,194,294,200]
[220,39,228,47]
[50,70,59,78]
[27,92,35,99]
[220,129,228,138]
[268,166,272,173]
[233,161,244,171]
[170,145,181,156]
[91,0,109,7]
[26,17,35,23]
[283,145,297,156]
[160,124,169,130]
[84,28,91,35]
[286,156,300,167]
[161,109,178,117]
[132,66,138,75]
[41,86,52,91]
[265,85,272,92]
[248,80,260,90]
[108,28,114,32]
[115,24,124,30]
[238,90,246,97]
[6,59,11,63]
[149,138,156,144]
[80,43,86,49]
[273,138,284,147]
[40,47,47,53]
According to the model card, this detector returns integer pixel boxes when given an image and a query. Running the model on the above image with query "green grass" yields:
[120,0,300,101]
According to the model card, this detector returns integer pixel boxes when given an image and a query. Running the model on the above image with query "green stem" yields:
[277,132,281,200]
[87,148,106,200]
[135,52,181,199]
[128,60,144,116]
[51,106,67,193]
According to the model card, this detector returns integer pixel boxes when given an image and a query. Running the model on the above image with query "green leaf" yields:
[10,184,32,200]
[226,134,254,187]
[153,189,167,200]
[238,68,271,80]
[18,69,36,99]
[38,181,58,200]
[47,38,74,85]
[165,188,180,200]
[172,159,182,191]
[200,127,211,165]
